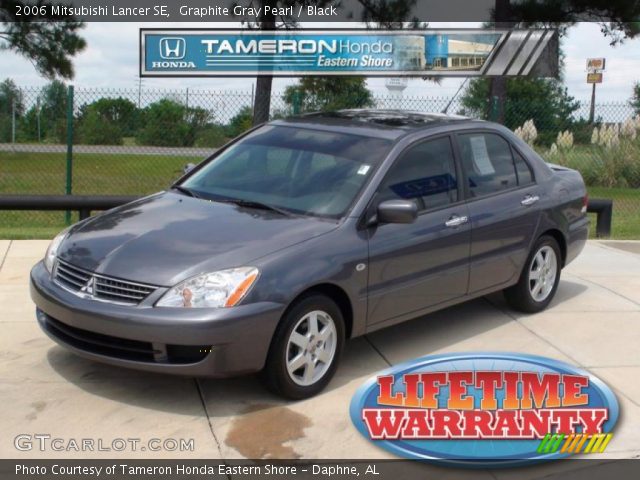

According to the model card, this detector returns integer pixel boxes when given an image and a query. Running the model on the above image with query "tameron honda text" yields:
[350,353,618,466]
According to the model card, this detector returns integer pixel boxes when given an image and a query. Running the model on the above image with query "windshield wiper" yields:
[172,185,201,199]
[219,198,294,217]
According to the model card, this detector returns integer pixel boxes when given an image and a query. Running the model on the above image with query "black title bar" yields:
[6,0,639,23]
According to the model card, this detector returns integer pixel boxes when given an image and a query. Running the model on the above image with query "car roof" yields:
[270,109,483,140]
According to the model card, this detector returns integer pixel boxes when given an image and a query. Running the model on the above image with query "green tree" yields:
[194,124,228,148]
[79,98,138,135]
[0,78,24,141]
[461,77,579,146]
[19,105,41,142]
[283,77,374,114]
[137,99,211,147]
[39,80,68,143]
[226,106,254,138]
[631,82,640,116]
[78,108,123,145]
[77,97,138,144]
[1,1,86,79]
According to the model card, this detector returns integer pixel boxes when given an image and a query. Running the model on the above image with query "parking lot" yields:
[1,239,639,467]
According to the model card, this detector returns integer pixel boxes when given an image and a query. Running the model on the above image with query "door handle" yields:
[445,215,468,228]
[521,194,540,206]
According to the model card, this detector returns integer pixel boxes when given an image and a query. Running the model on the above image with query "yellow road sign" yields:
[587,72,603,84]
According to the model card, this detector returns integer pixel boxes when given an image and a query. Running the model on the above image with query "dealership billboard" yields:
[140,29,558,77]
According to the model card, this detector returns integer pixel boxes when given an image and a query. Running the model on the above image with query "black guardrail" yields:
[0,195,614,237]
[0,195,139,221]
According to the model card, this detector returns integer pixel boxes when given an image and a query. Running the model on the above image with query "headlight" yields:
[44,227,72,273]
[156,267,259,308]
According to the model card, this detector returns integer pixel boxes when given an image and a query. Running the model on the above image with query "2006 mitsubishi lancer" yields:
[30,110,589,399]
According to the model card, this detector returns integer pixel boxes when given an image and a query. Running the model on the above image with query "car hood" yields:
[57,192,338,286]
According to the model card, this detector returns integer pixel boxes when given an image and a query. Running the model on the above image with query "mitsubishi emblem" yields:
[80,276,96,296]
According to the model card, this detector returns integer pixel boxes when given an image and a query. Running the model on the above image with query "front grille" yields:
[39,311,211,364]
[55,261,91,290]
[94,277,155,303]
[54,260,157,305]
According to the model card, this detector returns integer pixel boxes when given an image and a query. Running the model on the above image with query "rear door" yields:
[455,131,541,293]
[366,135,471,326]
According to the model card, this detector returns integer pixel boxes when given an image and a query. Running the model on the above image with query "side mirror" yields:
[376,199,418,224]
[183,163,196,175]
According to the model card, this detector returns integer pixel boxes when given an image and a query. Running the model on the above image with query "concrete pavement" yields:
[1,240,639,463]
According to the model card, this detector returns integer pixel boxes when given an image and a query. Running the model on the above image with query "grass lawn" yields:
[0,151,201,239]
[587,187,640,240]
[1,151,639,239]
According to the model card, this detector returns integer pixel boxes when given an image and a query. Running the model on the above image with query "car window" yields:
[377,136,458,211]
[457,133,520,197]
[265,148,294,175]
[513,148,534,186]
[182,125,393,218]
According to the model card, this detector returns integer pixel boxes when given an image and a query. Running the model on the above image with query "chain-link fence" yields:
[1,85,639,238]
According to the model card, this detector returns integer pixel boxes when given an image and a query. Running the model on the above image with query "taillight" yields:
[581,194,588,214]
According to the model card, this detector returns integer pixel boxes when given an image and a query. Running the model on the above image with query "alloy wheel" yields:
[528,245,558,302]
[286,310,337,386]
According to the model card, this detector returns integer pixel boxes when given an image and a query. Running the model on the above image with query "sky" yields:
[0,22,639,103]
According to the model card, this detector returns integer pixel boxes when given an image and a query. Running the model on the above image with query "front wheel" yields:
[504,235,562,313]
[262,295,345,399]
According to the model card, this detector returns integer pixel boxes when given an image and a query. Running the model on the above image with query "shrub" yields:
[78,108,124,145]
[136,99,211,147]
[226,106,253,138]
[194,124,228,148]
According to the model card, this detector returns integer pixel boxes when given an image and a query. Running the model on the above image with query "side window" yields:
[378,137,458,211]
[457,133,518,197]
[513,149,534,186]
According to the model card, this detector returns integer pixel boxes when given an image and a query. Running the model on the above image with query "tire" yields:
[262,294,345,400]
[504,235,562,313]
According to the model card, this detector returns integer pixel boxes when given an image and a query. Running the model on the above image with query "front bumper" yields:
[30,261,285,377]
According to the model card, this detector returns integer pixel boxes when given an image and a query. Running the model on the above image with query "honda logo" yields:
[159,37,186,60]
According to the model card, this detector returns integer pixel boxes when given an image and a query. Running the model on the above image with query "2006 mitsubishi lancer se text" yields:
[30,110,589,399]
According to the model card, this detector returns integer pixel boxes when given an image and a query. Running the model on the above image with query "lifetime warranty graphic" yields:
[350,353,619,467]
[140,29,557,77]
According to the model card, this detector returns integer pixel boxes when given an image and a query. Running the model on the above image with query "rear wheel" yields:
[262,295,345,399]
[504,235,562,313]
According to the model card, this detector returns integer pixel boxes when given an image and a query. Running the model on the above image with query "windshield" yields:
[181,125,393,218]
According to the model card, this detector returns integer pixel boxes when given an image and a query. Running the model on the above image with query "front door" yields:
[366,135,471,326]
